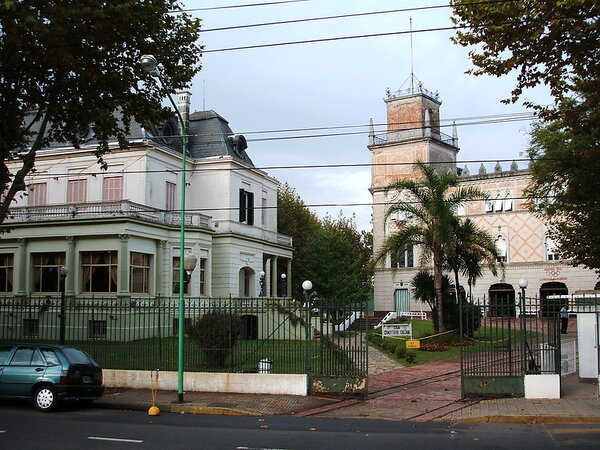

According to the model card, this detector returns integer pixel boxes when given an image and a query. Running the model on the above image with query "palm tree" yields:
[445,218,503,302]
[375,161,485,332]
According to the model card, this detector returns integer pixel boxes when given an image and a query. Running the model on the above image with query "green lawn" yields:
[67,336,360,376]
[369,320,541,366]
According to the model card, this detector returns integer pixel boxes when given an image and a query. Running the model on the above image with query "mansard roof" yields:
[25,109,254,167]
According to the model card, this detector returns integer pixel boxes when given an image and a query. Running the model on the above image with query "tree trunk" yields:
[433,252,445,332]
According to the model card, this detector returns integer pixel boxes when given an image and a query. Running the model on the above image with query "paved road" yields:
[2,402,599,449]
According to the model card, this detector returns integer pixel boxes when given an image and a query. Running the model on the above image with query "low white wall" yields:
[524,374,561,399]
[103,369,308,396]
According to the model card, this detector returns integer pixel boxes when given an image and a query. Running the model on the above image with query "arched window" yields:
[545,236,559,261]
[488,283,516,317]
[391,247,414,268]
[495,235,508,263]
[238,267,255,297]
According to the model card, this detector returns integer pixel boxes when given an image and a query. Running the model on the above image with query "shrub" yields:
[188,311,241,369]
[419,342,450,352]
[405,352,417,364]
[370,335,383,347]
[395,346,406,359]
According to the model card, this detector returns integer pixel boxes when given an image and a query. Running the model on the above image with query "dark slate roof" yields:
[186,110,254,166]
[25,109,255,167]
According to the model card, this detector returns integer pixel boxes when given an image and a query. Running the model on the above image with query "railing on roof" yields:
[5,200,212,229]
[372,128,455,146]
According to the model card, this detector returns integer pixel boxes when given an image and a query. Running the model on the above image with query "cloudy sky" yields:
[179,0,551,231]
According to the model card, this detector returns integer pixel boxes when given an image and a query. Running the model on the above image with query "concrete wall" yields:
[103,369,308,396]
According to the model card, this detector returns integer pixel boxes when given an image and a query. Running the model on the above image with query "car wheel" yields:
[34,385,58,412]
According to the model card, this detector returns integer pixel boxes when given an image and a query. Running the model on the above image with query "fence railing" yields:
[0,295,367,382]
[461,294,561,398]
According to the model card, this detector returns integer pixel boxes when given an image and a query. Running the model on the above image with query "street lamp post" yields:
[302,280,313,376]
[141,54,190,403]
[59,266,69,345]
[518,278,528,374]
[280,273,287,297]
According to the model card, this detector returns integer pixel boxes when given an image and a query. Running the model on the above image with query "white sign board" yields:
[382,323,412,339]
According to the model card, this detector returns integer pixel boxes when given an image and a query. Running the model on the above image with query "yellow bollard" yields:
[148,368,160,416]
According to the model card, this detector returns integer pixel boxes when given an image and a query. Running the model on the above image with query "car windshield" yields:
[62,348,94,365]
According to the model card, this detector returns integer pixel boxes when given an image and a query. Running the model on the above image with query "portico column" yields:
[65,236,75,295]
[271,256,278,297]
[119,234,130,296]
[16,238,27,296]
[286,260,292,297]
[264,257,271,296]
[156,240,168,296]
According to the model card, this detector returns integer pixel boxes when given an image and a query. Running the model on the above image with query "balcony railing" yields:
[372,127,455,146]
[5,200,212,229]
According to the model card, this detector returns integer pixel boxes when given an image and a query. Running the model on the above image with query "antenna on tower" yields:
[410,17,414,92]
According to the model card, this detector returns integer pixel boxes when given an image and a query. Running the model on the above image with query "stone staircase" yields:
[346,312,388,331]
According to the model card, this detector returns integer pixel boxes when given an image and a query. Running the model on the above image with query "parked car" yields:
[0,344,104,412]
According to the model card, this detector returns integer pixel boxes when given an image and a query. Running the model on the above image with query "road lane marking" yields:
[88,436,143,444]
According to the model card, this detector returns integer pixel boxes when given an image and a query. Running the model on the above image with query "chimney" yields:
[177,91,192,126]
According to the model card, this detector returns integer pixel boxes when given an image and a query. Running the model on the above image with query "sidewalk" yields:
[96,346,600,424]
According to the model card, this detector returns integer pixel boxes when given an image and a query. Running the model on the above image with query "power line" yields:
[5,195,557,217]
[3,111,537,150]
[25,157,587,181]
[177,0,314,13]
[200,0,517,33]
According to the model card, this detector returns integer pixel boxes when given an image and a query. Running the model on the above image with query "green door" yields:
[394,289,410,314]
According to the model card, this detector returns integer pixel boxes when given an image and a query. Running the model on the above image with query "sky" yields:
[179,0,552,232]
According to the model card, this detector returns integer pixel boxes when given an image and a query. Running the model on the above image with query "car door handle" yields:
[35,367,44,372]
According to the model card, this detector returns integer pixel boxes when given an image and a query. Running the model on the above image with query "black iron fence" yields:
[0,295,367,385]
[461,294,561,398]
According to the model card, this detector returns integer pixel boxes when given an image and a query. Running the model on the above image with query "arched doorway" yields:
[540,282,568,317]
[488,283,516,317]
[240,315,258,340]
[238,267,255,297]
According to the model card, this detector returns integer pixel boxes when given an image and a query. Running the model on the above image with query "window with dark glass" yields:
[0,254,13,292]
[130,252,151,294]
[81,251,118,293]
[239,189,254,225]
[199,258,207,295]
[32,253,66,292]
[391,247,414,268]
[172,257,190,295]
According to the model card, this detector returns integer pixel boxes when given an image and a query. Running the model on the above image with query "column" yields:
[264,257,271,297]
[16,238,27,296]
[270,256,278,298]
[286,259,292,298]
[118,234,130,297]
[65,236,75,295]
[155,240,168,296]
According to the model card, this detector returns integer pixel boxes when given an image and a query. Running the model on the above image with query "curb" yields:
[452,415,600,424]
[169,405,261,416]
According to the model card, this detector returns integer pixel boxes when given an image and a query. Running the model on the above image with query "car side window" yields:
[0,346,13,364]
[41,349,60,365]
[31,349,44,366]
[9,348,35,365]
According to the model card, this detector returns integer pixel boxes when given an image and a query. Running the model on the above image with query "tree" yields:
[445,218,502,301]
[375,161,484,332]
[525,116,600,272]
[451,1,599,129]
[277,183,320,298]
[302,213,372,308]
[0,1,202,224]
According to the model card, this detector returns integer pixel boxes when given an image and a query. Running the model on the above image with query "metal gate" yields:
[461,294,561,398]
